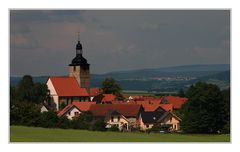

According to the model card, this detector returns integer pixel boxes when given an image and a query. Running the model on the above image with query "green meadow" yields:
[10,126,230,142]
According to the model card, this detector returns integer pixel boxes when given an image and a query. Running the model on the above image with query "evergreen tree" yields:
[181,82,226,133]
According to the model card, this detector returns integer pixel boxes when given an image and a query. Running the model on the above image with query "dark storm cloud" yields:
[10,10,230,76]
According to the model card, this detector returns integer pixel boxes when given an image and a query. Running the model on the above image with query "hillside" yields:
[10,64,230,92]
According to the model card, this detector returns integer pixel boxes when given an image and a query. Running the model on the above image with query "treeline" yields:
[10,101,107,131]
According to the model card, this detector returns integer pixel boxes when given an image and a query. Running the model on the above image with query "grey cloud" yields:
[10,10,230,76]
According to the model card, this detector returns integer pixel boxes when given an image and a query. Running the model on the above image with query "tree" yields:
[17,75,35,102]
[32,83,50,104]
[11,75,50,104]
[71,112,93,130]
[181,82,226,134]
[221,88,230,133]
[102,78,124,100]
[91,118,106,131]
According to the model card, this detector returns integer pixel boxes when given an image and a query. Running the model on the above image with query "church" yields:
[46,38,100,111]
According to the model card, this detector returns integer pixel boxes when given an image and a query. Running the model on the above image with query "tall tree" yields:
[17,75,35,102]
[102,78,124,100]
[181,82,226,133]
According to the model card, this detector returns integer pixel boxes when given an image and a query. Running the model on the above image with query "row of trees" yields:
[10,75,49,104]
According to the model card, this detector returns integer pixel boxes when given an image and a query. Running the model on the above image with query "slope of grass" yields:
[10,126,230,142]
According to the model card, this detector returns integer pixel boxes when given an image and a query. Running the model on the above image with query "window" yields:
[118,116,120,122]
[111,117,114,122]
[146,124,149,128]
[73,66,76,71]
[170,117,172,123]
[74,112,79,116]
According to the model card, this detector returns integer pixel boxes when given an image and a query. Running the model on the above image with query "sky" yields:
[10,10,230,76]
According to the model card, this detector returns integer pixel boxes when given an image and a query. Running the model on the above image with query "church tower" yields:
[69,36,90,89]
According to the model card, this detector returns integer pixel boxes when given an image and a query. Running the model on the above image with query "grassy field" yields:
[10,126,230,142]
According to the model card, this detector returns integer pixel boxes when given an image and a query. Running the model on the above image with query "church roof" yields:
[70,54,89,66]
[48,77,89,97]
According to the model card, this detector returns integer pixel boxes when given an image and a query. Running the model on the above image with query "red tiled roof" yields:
[159,104,173,111]
[123,100,173,112]
[90,88,102,96]
[89,104,142,117]
[49,77,89,97]
[58,101,95,117]
[102,94,116,102]
[161,96,188,109]
[92,94,116,102]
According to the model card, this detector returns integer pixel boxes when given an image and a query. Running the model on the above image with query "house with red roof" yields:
[89,88,102,101]
[89,104,143,129]
[57,101,95,120]
[92,94,116,104]
[47,76,90,111]
[160,96,188,110]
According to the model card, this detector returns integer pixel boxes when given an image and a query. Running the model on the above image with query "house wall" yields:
[138,115,154,130]
[106,115,129,130]
[47,79,59,111]
[126,117,137,127]
[161,115,180,131]
[40,106,48,113]
[64,107,82,120]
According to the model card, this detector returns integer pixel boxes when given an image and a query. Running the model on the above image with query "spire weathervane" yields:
[77,31,80,42]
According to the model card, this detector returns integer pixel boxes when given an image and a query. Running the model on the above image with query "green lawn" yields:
[10,126,230,142]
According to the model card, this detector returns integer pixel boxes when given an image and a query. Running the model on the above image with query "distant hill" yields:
[10,64,230,91]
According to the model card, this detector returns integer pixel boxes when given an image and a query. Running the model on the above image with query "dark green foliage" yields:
[60,102,66,110]
[108,125,119,132]
[91,118,106,131]
[10,101,41,126]
[102,78,124,100]
[71,112,93,130]
[149,124,171,133]
[39,111,59,128]
[11,75,49,104]
[221,88,230,133]
[181,82,229,134]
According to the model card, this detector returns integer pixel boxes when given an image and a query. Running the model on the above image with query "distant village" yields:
[41,38,188,132]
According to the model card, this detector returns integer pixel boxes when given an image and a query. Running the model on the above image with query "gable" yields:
[47,78,57,96]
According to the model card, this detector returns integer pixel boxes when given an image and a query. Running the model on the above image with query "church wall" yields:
[47,79,59,111]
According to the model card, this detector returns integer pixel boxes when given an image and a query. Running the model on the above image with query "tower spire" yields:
[77,31,80,42]
[76,31,82,55]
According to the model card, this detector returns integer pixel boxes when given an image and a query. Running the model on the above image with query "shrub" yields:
[108,125,119,132]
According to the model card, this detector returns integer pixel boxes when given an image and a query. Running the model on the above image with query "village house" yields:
[138,111,181,131]
[57,101,95,120]
[88,104,143,130]
[89,88,102,101]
